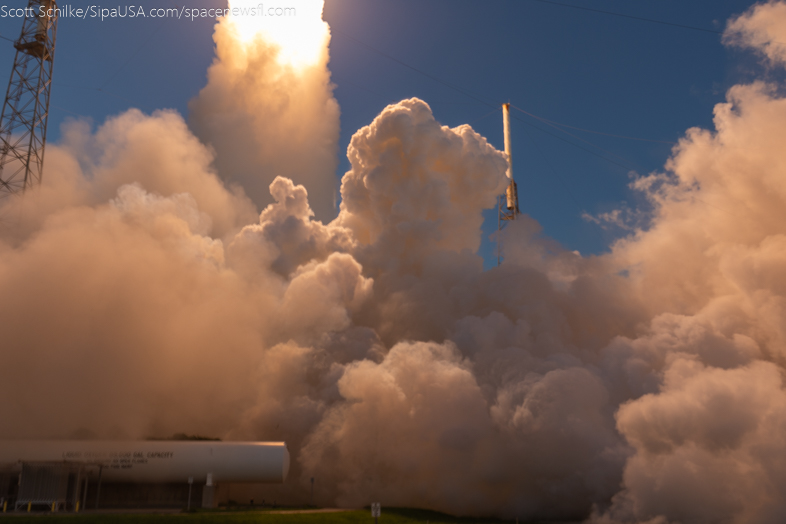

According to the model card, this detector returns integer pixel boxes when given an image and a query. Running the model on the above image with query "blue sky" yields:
[0,0,764,263]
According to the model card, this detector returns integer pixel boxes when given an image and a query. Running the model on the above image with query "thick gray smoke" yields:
[2,2,786,523]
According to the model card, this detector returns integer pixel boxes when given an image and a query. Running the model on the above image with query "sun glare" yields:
[226,0,330,69]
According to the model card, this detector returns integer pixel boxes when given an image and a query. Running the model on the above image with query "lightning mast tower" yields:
[0,0,58,200]
[497,102,520,265]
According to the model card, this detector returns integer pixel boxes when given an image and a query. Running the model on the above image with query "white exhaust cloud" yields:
[189,0,340,221]
[2,2,786,523]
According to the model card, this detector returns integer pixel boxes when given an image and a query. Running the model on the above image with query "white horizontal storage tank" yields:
[0,441,289,484]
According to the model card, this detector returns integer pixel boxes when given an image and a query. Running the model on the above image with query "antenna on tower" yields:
[0,0,58,201]
[497,102,519,266]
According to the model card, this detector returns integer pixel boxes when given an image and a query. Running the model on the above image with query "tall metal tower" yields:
[497,102,520,265]
[0,0,58,200]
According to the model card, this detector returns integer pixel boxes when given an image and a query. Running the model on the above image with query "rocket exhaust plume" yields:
[224,0,329,67]
[4,2,786,523]
[189,0,340,221]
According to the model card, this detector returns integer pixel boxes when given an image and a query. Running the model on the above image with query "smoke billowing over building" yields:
[3,1,786,523]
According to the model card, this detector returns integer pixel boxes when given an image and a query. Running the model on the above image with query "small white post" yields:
[371,502,381,524]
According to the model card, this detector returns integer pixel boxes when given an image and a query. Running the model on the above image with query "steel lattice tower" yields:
[0,0,57,200]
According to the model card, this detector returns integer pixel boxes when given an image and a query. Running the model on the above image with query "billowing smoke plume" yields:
[3,2,786,523]
[189,0,340,221]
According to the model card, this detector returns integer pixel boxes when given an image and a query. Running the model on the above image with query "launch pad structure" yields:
[497,102,520,265]
[0,0,58,200]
